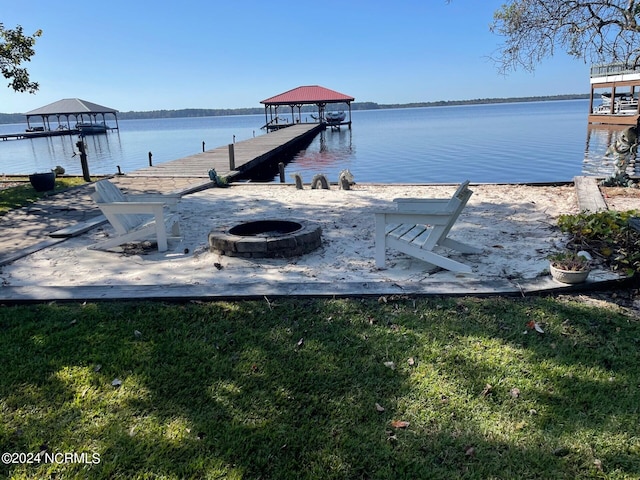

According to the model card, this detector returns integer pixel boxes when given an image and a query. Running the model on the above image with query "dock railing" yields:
[591,62,640,78]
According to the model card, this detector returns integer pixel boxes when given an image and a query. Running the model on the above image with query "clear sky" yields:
[1,0,589,114]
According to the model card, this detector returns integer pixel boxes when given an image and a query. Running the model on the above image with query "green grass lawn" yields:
[1,295,639,479]
[0,178,87,216]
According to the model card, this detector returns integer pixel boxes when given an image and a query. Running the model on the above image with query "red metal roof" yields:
[261,85,354,105]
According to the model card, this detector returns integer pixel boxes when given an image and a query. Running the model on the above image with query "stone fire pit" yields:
[208,219,322,258]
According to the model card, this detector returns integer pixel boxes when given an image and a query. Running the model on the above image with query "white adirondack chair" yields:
[374,181,482,273]
[89,179,181,252]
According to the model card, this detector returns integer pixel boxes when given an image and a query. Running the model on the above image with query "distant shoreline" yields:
[0,93,589,124]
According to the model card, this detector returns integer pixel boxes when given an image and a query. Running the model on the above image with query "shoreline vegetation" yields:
[0,93,589,124]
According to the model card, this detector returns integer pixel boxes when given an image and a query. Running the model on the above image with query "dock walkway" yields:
[125,123,323,179]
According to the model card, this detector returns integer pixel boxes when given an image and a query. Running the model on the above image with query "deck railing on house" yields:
[591,63,640,78]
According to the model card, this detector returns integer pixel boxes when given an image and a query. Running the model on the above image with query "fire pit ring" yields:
[208,219,322,258]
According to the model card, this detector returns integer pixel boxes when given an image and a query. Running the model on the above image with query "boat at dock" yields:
[76,122,109,134]
[593,92,639,115]
[325,111,346,124]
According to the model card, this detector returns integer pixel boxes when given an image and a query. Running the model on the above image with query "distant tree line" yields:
[0,94,589,124]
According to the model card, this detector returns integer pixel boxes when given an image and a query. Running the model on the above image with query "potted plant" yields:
[28,170,56,192]
[548,250,592,284]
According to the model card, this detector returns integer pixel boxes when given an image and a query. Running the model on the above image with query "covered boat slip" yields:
[588,63,640,126]
[24,98,119,134]
[1,98,119,140]
[260,85,354,131]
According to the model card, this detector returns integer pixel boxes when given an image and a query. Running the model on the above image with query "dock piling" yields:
[228,144,235,170]
[76,139,91,182]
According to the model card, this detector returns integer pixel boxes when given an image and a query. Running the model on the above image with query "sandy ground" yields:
[4,182,627,289]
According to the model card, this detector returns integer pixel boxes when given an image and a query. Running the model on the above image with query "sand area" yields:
[3,182,635,291]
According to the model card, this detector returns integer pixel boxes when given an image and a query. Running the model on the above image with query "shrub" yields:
[557,210,640,276]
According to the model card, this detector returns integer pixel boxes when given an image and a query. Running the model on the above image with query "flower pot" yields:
[29,172,56,192]
[549,264,590,284]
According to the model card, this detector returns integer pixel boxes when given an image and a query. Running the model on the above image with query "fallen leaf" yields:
[375,403,385,412]
[465,446,476,457]
[111,378,122,387]
[296,338,304,348]
[510,387,521,398]
[383,361,396,370]
[391,420,410,429]
[594,459,603,471]
[407,357,415,366]
[134,330,142,338]
[481,384,493,396]
[526,320,545,333]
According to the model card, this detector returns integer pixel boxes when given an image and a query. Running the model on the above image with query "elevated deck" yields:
[589,63,640,125]
[124,123,323,180]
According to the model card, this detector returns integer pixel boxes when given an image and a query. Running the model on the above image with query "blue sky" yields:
[2,0,589,113]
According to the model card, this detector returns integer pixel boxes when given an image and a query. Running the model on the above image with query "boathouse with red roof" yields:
[260,85,354,131]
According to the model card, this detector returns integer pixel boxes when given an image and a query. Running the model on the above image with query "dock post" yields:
[202,141,205,152]
[228,144,235,170]
[278,162,285,183]
[76,138,91,182]
[148,152,153,166]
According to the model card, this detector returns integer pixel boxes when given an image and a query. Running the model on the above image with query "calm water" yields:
[0,99,628,183]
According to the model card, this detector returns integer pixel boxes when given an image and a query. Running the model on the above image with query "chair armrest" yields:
[393,198,449,204]
[96,201,168,215]
[375,211,455,226]
[393,199,454,214]
[124,194,180,206]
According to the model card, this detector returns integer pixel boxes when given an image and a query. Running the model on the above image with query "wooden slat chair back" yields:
[90,179,181,252]
[374,181,482,273]
[93,179,149,234]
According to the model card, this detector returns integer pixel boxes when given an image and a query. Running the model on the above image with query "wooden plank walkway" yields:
[574,176,608,212]
[124,123,323,180]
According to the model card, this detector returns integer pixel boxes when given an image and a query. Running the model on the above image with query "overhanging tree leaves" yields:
[0,23,42,93]
[490,1,640,73]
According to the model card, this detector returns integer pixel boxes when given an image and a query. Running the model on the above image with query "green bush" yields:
[557,210,640,276]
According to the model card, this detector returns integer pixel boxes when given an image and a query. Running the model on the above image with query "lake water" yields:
[0,99,630,183]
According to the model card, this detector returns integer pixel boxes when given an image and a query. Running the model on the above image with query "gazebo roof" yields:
[261,86,354,105]
[25,98,118,116]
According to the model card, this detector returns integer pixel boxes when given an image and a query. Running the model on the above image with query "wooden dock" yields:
[0,127,117,141]
[0,129,80,141]
[124,123,324,180]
